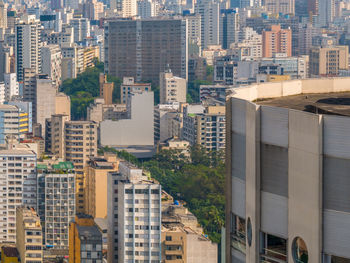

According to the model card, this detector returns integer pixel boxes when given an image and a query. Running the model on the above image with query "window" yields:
[260,232,287,263]
[166,236,172,241]
[230,213,246,254]
[292,237,308,263]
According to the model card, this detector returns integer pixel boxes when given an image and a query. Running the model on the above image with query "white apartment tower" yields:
[41,45,62,88]
[159,69,187,104]
[4,73,19,101]
[15,15,42,82]
[107,162,162,263]
[0,149,37,243]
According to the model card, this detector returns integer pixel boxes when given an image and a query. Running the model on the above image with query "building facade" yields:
[16,206,43,263]
[37,161,75,249]
[226,77,350,263]
[107,162,162,263]
[105,18,188,85]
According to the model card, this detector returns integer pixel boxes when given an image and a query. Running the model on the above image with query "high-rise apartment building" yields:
[159,69,187,104]
[0,104,29,144]
[105,18,188,85]
[111,0,137,17]
[264,0,295,14]
[0,1,7,29]
[195,0,220,48]
[41,45,62,88]
[84,155,119,219]
[69,214,103,263]
[0,149,37,243]
[37,161,75,249]
[107,162,162,263]
[184,14,201,55]
[226,77,350,263]
[182,105,225,151]
[16,206,43,263]
[309,46,349,77]
[46,114,70,158]
[262,25,292,58]
[64,121,98,213]
[15,15,42,82]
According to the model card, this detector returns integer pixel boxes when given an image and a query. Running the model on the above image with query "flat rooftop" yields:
[256,92,350,116]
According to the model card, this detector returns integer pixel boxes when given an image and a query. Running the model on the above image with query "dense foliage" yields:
[99,145,225,244]
[187,65,214,103]
[61,61,121,120]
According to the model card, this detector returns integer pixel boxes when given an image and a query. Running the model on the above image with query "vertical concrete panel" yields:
[245,102,260,263]
[225,98,232,263]
[288,110,322,263]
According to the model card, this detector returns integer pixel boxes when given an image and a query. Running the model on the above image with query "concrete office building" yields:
[41,45,62,88]
[263,0,295,14]
[105,18,188,85]
[16,206,43,263]
[84,155,119,219]
[309,46,349,77]
[195,0,220,48]
[226,77,350,263]
[262,25,292,58]
[0,149,37,243]
[0,104,29,144]
[69,214,103,263]
[15,15,42,82]
[120,77,151,104]
[107,162,162,263]
[159,69,187,104]
[61,43,84,79]
[37,161,75,249]
[100,91,154,148]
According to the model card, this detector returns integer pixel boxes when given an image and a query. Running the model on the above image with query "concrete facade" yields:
[226,77,350,263]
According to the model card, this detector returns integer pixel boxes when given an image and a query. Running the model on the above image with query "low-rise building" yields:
[160,69,187,104]
[120,77,151,104]
[1,247,19,263]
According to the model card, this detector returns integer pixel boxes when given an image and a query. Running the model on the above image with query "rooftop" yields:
[256,92,350,116]
[77,225,102,241]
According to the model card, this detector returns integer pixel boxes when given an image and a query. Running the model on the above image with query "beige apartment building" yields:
[64,121,98,213]
[160,69,187,104]
[16,206,43,263]
[309,45,349,77]
[84,154,119,219]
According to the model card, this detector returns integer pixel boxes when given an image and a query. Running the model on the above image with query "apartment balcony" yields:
[165,250,183,256]
[164,240,183,246]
